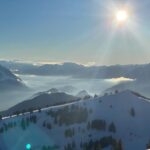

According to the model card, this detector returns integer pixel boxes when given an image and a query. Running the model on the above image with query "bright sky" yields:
[0,0,150,65]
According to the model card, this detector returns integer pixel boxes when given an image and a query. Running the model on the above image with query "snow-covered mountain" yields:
[58,85,78,94]
[3,90,80,116]
[76,90,91,99]
[1,90,150,149]
[0,65,27,91]
[2,60,150,81]
[105,79,150,97]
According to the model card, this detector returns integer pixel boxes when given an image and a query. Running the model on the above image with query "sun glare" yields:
[115,9,129,23]
[116,10,128,21]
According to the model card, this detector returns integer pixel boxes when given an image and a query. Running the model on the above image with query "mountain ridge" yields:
[0,90,150,149]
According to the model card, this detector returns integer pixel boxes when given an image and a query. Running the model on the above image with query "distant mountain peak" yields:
[0,64,27,91]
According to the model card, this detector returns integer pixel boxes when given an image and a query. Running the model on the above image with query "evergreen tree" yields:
[21,118,26,130]
[130,107,135,117]
[108,122,116,133]
[43,121,46,127]
[118,139,123,150]
[87,121,91,130]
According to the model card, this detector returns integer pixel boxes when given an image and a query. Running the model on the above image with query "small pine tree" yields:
[108,122,116,133]
[118,139,123,150]
[87,121,91,130]
[146,139,150,149]
[0,127,4,133]
[115,90,119,94]
[130,107,135,117]
[0,115,2,120]
[72,141,76,149]
[13,122,16,127]
[43,121,46,127]
[21,118,26,130]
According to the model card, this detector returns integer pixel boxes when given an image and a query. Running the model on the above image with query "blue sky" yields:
[0,0,150,65]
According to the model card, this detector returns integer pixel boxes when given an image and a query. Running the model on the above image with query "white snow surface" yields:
[0,90,150,150]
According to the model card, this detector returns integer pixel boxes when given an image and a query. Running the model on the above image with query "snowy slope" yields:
[0,65,27,91]
[0,90,150,150]
[3,91,80,116]
[105,79,150,98]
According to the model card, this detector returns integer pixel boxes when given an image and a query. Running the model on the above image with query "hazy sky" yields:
[0,0,150,65]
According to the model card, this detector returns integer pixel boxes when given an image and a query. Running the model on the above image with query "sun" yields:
[115,9,129,23]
